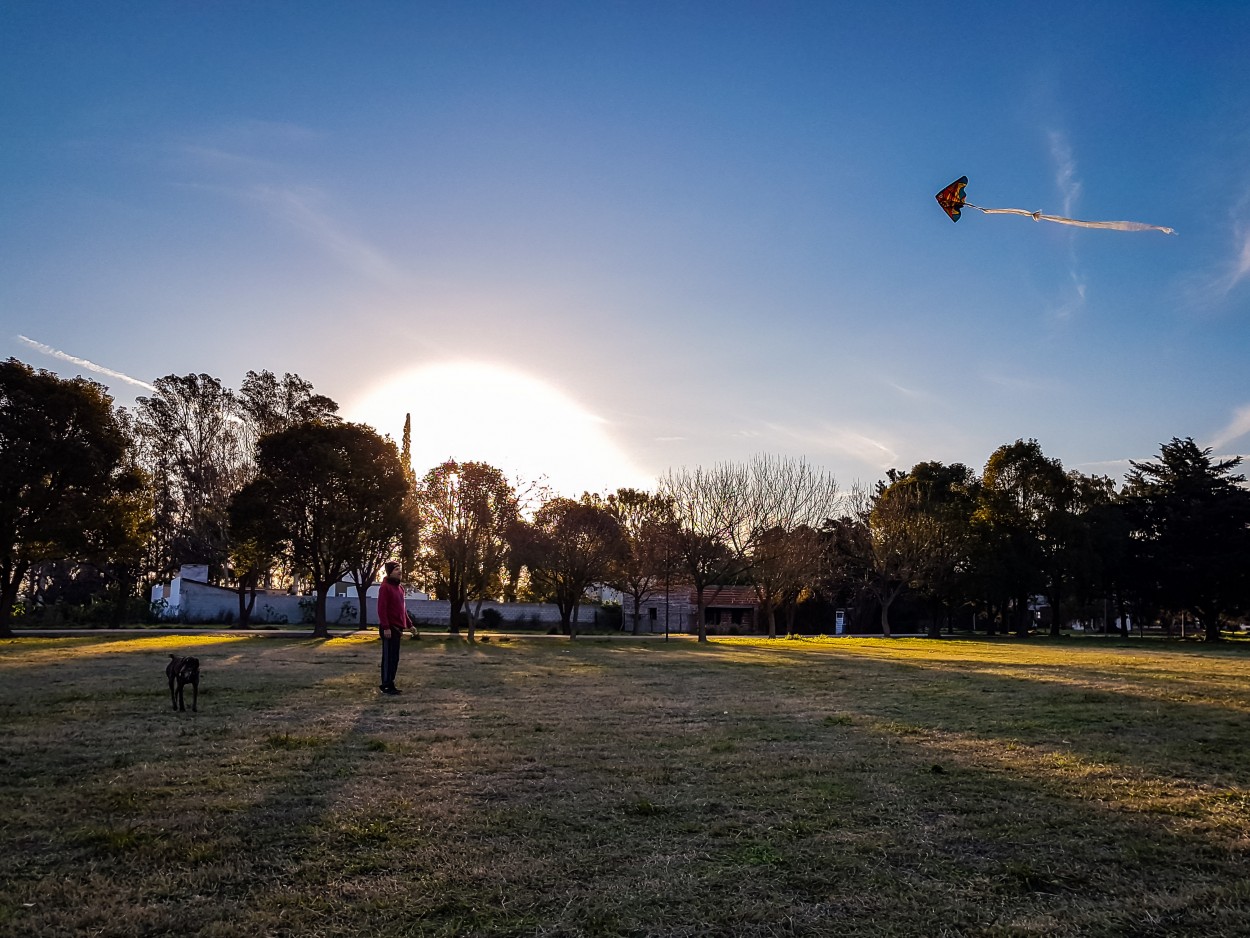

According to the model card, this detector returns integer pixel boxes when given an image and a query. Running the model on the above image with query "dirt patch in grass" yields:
[2,635,1249,936]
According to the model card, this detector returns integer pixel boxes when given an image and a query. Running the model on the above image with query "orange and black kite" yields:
[935,175,1174,234]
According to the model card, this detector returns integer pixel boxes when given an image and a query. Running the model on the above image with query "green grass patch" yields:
[263,732,325,750]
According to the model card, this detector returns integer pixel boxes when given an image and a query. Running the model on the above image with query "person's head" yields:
[384,561,401,581]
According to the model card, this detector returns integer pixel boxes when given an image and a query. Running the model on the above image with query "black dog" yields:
[166,654,199,712]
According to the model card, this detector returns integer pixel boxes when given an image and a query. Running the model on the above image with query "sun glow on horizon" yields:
[345,361,653,497]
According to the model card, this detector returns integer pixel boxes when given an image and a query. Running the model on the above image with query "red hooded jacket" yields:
[377,578,406,634]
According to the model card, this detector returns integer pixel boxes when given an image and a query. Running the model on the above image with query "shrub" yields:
[259,605,288,625]
[596,603,623,631]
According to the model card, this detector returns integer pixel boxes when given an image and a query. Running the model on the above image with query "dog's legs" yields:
[191,679,198,712]
[169,676,179,710]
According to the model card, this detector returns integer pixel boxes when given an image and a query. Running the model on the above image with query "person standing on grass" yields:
[377,561,406,695]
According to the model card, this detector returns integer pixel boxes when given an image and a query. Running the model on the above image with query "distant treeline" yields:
[2,357,1248,642]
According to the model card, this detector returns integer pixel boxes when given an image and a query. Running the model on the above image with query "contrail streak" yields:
[16,335,156,392]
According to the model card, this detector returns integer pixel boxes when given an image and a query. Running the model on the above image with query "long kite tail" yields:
[966,203,1176,235]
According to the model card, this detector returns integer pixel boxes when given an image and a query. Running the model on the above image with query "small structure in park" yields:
[622,586,759,634]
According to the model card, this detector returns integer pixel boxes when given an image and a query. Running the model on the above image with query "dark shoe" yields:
[381,686,400,696]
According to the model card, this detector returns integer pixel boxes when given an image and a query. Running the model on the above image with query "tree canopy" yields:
[239,421,407,637]
[0,360,140,634]
[413,460,518,635]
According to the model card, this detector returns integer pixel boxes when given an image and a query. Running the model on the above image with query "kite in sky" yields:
[935,176,1175,235]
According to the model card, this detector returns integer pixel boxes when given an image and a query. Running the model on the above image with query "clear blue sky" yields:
[3,1,1249,494]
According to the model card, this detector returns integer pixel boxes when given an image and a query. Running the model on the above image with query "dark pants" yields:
[380,630,401,689]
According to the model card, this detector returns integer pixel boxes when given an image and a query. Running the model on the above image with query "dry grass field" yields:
[2,632,1250,937]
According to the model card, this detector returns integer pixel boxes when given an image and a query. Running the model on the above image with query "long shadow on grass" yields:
[677,639,1250,791]
[408,637,1250,795]
[696,703,1250,935]
[353,640,1250,935]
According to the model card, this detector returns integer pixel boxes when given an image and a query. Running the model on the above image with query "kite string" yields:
[965,202,1175,235]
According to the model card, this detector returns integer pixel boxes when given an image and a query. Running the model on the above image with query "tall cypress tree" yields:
[1125,438,1250,640]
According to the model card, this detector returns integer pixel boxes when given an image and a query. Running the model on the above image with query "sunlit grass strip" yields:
[858,714,1250,840]
[0,632,260,668]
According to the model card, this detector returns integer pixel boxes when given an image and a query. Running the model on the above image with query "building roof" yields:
[689,585,757,607]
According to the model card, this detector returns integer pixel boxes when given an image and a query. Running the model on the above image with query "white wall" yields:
[159,578,601,628]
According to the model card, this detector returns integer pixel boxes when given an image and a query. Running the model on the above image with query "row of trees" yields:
[843,438,1250,641]
[3,357,1249,641]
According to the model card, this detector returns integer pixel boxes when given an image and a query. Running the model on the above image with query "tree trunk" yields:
[467,598,484,642]
[449,596,464,634]
[313,586,329,639]
[0,565,27,637]
[241,585,256,627]
[355,583,370,628]
[763,595,776,639]
[879,598,893,638]
[696,585,708,642]
[1015,594,1030,637]
[1205,616,1222,642]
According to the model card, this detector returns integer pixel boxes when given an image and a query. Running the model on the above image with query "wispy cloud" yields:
[16,335,156,391]
[1052,270,1087,322]
[1185,175,1250,305]
[1048,130,1086,320]
[1216,224,1250,297]
[763,421,899,470]
[248,185,400,284]
[170,123,400,285]
[1049,130,1081,217]
[1181,221,1250,310]
[173,120,321,174]
[1219,176,1250,296]
[179,143,286,175]
[885,380,930,400]
[981,369,1065,395]
[1210,403,1250,450]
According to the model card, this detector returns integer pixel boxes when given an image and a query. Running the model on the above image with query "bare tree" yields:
[739,456,840,638]
[751,524,824,638]
[659,463,753,642]
[661,457,839,641]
